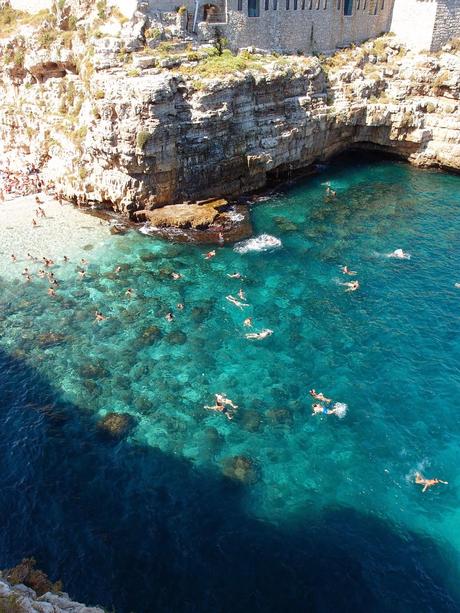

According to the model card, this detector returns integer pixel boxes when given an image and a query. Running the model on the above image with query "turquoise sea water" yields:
[1,155,460,611]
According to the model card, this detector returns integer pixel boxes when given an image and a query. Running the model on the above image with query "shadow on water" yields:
[0,347,459,613]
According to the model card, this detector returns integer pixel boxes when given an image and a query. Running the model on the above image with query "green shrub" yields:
[126,67,141,77]
[96,0,107,20]
[136,131,150,150]
[144,27,161,40]
[94,89,105,99]
[37,28,58,49]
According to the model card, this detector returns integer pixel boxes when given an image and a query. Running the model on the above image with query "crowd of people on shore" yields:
[0,167,45,201]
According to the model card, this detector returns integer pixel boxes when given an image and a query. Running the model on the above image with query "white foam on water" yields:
[234,234,282,254]
[227,209,244,222]
[332,402,348,419]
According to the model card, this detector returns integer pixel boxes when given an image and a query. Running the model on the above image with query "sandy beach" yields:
[0,194,112,280]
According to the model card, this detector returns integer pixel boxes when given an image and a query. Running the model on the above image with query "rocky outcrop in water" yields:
[0,3,459,217]
[0,559,103,612]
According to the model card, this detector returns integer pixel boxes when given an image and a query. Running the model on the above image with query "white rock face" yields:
[0,578,104,613]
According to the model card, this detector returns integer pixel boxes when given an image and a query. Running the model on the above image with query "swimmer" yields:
[27,253,34,261]
[177,303,184,310]
[388,248,411,260]
[341,265,357,275]
[48,287,56,297]
[309,389,332,403]
[312,403,328,415]
[115,266,121,274]
[165,312,174,322]
[204,250,216,260]
[78,269,86,279]
[125,288,133,298]
[63,256,69,263]
[38,270,46,279]
[243,318,252,327]
[238,288,246,301]
[22,268,29,276]
[326,185,336,198]
[415,472,448,493]
[171,272,182,280]
[32,218,37,227]
[81,258,89,266]
[344,280,359,292]
[25,274,32,282]
[245,328,273,340]
[215,393,238,410]
[455,283,460,288]
[95,310,107,322]
[227,272,242,279]
[226,295,249,309]
[10,254,16,263]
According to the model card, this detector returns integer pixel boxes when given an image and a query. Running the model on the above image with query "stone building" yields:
[6,0,460,53]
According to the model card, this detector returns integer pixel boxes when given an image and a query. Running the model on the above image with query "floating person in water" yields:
[238,288,246,301]
[204,250,216,260]
[388,248,411,260]
[95,310,107,322]
[177,303,184,310]
[243,318,252,327]
[48,287,56,297]
[245,329,273,340]
[226,295,249,309]
[115,266,121,274]
[204,393,238,420]
[227,272,242,279]
[309,389,331,403]
[415,472,448,493]
[63,255,69,263]
[171,272,182,280]
[165,312,174,322]
[38,269,46,279]
[25,274,32,282]
[32,218,37,227]
[312,402,348,418]
[344,280,359,292]
[341,265,357,275]
[81,258,89,266]
[10,254,16,263]
[22,268,29,276]
[455,283,460,289]
[125,288,134,298]
[78,269,86,279]
[27,253,35,261]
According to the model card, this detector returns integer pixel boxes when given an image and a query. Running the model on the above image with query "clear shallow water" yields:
[1,155,460,612]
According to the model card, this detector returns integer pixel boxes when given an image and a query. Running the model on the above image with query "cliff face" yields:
[0,4,459,216]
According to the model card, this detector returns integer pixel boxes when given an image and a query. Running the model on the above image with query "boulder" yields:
[97,412,136,438]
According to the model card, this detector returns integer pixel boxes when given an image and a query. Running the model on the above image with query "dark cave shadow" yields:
[0,347,459,613]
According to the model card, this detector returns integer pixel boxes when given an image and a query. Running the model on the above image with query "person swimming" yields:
[245,329,273,340]
[312,403,329,415]
[226,295,249,309]
[415,472,448,493]
[238,288,246,301]
[177,303,184,310]
[125,288,133,298]
[341,265,357,275]
[48,287,56,297]
[95,310,107,322]
[10,254,16,263]
[344,280,359,292]
[171,272,182,280]
[204,250,216,260]
[78,269,86,279]
[204,393,238,420]
[227,272,242,279]
[165,312,174,322]
[309,389,331,403]
[243,318,252,327]
[388,248,411,260]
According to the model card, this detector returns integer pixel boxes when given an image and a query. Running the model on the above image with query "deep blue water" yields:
[1,155,460,612]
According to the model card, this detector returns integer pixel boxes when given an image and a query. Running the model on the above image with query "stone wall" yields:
[432,0,460,50]
[390,0,438,51]
[218,0,394,54]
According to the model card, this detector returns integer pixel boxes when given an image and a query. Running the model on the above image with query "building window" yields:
[380,0,384,8]
[363,0,366,8]
[265,0,269,8]
[323,0,327,7]
[294,0,297,8]
[343,0,352,14]
[309,0,312,7]
[286,0,289,9]
[302,0,305,8]
[368,0,377,14]
[274,0,277,8]
[237,0,243,9]
[248,0,260,15]
[337,0,340,9]
[356,0,359,8]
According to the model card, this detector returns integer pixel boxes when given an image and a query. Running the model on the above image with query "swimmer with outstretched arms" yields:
[341,265,357,275]
[226,295,249,309]
[95,310,107,322]
[245,329,273,340]
[204,393,238,420]
[227,272,242,279]
[415,472,448,493]
[171,272,182,280]
[344,280,359,292]
[389,248,410,259]
[204,250,216,260]
[309,389,331,403]
[312,403,342,416]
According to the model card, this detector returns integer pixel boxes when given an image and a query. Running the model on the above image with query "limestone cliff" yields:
[0,2,459,216]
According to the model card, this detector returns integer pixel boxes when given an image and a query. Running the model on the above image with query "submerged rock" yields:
[241,409,264,432]
[140,325,162,344]
[97,412,136,438]
[165,330,187,345]
[36,332,67,348]
[221,455,259,485]
[79,361,109,379]
[266,408,293,425]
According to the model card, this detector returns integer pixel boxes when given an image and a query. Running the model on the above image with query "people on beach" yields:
[245,328,273,340]
[309,389,331,403]
[204,250,216,260]
[226,295,249,309]
[344,280,359,292]
[341,265,357,275]
[415,472,448,493]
